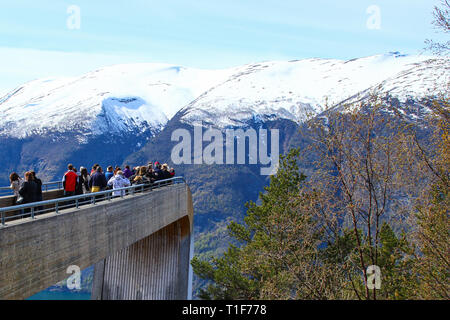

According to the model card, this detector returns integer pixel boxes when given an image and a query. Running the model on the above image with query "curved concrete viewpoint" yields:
[0,183,194,300]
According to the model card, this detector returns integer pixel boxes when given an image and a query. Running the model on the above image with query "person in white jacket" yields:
[107,170,131,197]
[9,172,23,205]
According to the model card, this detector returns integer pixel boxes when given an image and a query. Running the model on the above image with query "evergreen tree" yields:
[192,149,349,299]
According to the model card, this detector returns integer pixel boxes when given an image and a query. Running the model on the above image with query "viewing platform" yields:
[0,177,194,300]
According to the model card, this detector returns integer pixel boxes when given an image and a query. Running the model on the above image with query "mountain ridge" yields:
[1,53,448,140]
[0,52,447,186]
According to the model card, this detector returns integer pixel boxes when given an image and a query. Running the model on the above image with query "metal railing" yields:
[0,181,63,197]
[0,176,185,226]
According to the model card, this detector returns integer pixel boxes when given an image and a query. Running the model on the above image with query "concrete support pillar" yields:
[91,216,192,300]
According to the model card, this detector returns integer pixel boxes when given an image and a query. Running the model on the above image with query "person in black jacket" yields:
[19,171,38,214]
[161,164,171,180]
[30,171,43,201]
[153,163,163,181]
[30,171,43,213]
[145,167,156,184]
[74,167,84,196]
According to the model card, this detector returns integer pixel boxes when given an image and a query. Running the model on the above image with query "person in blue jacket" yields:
[105,166,114,182]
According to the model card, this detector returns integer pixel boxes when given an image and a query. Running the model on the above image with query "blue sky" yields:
[0,0,447,94]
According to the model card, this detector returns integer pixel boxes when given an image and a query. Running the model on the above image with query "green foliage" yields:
[191,245,259,300]
[192,129,447,300]
[229,148,305,244]
[192,149,358,299]
[128,98,448,300]
[376,223,416,299]
[413,178,450,299]
[322,224,417,300]
[192,149,310,299]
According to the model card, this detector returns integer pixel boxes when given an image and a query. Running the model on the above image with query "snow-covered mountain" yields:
[178,53,449,127]
[0,63,236,184]
[0,63,235,139]
[0,52,448,185]
[1,52,448,138]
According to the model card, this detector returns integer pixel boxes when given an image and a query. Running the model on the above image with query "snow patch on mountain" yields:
[180,53,449,127]
[0,63,234,138]
[0,53,448,137]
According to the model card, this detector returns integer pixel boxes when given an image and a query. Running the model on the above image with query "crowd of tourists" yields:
[9,161,175,207]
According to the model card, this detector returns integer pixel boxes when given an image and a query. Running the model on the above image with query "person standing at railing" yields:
[161,164,172,186]
[30,171,43,201]
[105,166,114,182]
[19,172,38,214]
[90,164,99,176]
[153,162,163,181]
[89,166,107,193]
[9,172,23,206]
[107,170,131,197]
[139,166,152,185]
[74,167,83,196]
[161,164,171,179]
[123,165,133,179]
[62,164,79,197]
[128,166,140,184]
[79,167,91,194]
[145,166,156,184]
[30,171,44,213]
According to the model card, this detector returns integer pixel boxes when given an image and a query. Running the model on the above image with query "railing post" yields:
[76,198,79,209]
[55,202,59,214]
[1,212,4,226]
[31,207,35,219]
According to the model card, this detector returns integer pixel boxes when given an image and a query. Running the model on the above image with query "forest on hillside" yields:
[192,94,449,300]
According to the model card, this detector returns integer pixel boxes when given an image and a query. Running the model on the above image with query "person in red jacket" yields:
[62,164,79,197]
